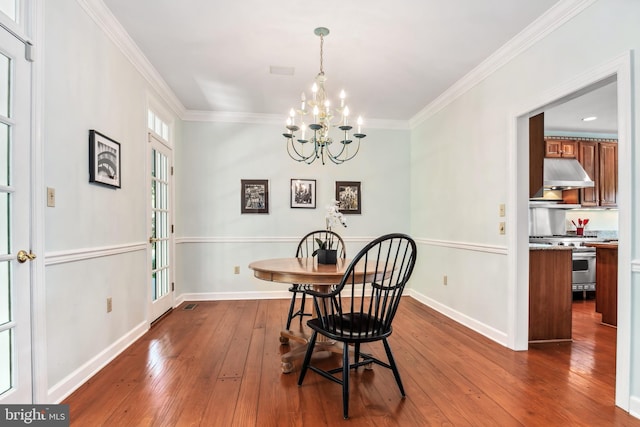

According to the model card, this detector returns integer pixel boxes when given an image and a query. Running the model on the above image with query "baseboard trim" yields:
[48,321,148,403]
[179,290,290,301]
[630,396,640,419]
[407,288,509,347]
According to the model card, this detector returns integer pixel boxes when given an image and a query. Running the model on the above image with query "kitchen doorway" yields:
[512,53,632,411]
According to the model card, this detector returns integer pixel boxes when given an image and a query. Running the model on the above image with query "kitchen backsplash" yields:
[565,209,618,238]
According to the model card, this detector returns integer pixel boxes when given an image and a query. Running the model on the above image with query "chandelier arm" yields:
[326,138,362,164]
[324,140,347,160]
[287,138,318,163]
[339,139,361,162]
[323,127,351,160]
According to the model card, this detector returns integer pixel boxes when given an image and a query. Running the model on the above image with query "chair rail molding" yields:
[45,242,146,266]
[175,236,375,245]
[416,237,507,255]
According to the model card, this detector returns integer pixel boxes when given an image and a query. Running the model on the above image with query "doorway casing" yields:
[508,51,633,411]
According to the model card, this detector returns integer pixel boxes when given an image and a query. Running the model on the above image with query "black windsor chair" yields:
[284,230,347,331]
[297,233,417,419]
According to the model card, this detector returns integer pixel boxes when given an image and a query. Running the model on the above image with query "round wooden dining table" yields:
[248,257,385,373]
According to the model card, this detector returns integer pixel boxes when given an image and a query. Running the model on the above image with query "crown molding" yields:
[76,0,186,118]
[409,0,598,129]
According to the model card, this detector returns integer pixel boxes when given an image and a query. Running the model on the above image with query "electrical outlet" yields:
[47,187,56,207]
[234,266,240,274]
[106,297,112,313]
[499,203,505,217]
[499,222,506,235]
[443,275,448,285]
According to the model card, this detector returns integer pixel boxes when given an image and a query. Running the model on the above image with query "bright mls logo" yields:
[1,405,69,426]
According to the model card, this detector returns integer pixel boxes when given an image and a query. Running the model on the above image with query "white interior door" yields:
[0,26,33,403]
[149,134,173,321]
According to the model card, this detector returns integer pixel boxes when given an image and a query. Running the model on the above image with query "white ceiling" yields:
[544,80,618,135]
[102,0,563,122]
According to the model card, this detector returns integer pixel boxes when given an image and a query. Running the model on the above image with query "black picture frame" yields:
[290,179,316,209]
[241,179,269,214]
[335,181,361,214]
[89,130,121,188]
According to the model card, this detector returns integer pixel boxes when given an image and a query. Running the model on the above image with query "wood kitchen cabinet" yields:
[578,141,599,206]
[529,113,545,198]
[545,139,578,158]
[529,247,573,342]
[586,242,618,327]
[578,140,617,207]
[598,142,617,207]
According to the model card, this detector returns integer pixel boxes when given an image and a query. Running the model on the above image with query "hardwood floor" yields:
[63,297,640,426]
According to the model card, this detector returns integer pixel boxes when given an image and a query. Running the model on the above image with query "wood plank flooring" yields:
[63,297,640,426]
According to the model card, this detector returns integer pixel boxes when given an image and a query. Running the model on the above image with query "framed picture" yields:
[335,181,361,214]
[241,179,269,214]
[89,130,121,188]
[290,179,316,209]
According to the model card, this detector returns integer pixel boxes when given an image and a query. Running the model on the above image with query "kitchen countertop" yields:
[584,242,618,249]
[529,244,573,251]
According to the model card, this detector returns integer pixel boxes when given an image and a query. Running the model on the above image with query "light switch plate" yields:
[499,203,505,217]
[47,187,55,207]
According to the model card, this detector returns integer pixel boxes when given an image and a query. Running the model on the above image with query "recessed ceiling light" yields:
[582,116,597,122]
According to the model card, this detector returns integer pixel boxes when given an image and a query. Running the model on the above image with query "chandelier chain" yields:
[319,34,324,75]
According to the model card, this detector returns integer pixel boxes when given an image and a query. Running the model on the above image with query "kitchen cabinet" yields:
[578,140,617,207]
[529,113,545,198]
[529,247,573,342]
[598,142,617,207]
[545,139,578,158]
[586,242,618,327]
[578,141,598,206]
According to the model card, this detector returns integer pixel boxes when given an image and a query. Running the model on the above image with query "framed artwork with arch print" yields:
[89,130,121,189]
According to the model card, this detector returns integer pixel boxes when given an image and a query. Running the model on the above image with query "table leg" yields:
[278,283,342,373]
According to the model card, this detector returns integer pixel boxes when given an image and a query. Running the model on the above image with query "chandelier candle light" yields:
[283,27,366,165]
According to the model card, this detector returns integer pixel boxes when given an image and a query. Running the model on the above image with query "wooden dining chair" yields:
[297,233,417,419]
[285,230,346,331]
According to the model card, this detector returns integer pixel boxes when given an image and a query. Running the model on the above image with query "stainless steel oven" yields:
[571,249,596,291]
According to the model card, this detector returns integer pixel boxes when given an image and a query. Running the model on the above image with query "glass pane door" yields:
[149,136,172,321]
[0,24,32,403]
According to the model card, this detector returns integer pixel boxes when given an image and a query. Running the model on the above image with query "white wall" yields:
[175,121,411,298]
[409,0,639,414]
[42,0,179,400]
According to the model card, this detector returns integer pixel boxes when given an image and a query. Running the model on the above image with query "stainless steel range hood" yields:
[532,158,594,198]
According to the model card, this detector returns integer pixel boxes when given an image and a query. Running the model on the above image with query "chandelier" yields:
[283,27,366,165]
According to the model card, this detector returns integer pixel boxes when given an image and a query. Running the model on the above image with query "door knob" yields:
[149,237,159,244]
[17,250,37,263]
